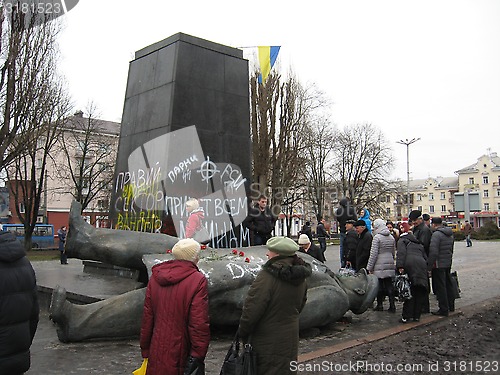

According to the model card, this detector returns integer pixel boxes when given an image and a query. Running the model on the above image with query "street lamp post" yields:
[397,138,420,219]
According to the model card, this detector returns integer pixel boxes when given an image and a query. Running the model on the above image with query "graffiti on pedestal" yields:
[112,126,249,247]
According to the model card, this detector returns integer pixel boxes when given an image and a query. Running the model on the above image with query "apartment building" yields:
[379,177,459,223]
[378,151,500,228]
[454,152,500,228]
[1,111,120,230]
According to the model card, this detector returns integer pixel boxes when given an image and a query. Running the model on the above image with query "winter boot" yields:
[388,295,396,313]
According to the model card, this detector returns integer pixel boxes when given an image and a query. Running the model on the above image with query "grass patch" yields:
[26,249,60,262]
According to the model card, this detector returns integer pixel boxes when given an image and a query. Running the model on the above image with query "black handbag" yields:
[183,356,205,375]
[220,333,257,375]
[450,270,461,299]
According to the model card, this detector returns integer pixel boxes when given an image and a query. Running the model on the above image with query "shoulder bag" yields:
[220,332,257,375]
[193,225,210,244]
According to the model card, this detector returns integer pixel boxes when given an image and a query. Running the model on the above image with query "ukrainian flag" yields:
[258,46,280,84]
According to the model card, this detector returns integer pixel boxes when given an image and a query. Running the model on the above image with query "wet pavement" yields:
[27,240,500,374]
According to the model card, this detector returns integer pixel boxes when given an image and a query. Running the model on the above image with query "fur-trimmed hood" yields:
[263,255,312,285]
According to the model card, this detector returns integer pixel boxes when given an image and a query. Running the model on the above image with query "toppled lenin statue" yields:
[49,201,378,342]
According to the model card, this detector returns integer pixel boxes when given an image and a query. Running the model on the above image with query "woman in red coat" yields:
[185,198,205,238]
[140,238,210,375]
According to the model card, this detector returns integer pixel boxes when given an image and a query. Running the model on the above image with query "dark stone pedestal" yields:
[110,33,251,246]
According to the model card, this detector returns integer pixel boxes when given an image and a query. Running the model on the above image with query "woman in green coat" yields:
[238,236,312,375]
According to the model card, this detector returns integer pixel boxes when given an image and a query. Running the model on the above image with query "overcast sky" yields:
[57,0,500,181]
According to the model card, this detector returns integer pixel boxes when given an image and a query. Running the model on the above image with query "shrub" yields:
[453,231,465,241]
[474,221,500,240]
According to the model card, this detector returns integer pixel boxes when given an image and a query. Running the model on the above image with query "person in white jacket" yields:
[367,218,396,312]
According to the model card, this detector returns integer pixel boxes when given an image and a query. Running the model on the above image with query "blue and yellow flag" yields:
[258,46,280,84]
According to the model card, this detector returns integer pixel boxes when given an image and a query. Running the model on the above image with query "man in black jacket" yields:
[243,195,277,245]
[297,234,325,262]
[428,217,455,316]
[353,219,372,272]
[335,198,358,268]
[0,231,39,374]
[410,210,432,313]
[344,219,359,269]
[316,217,329,260]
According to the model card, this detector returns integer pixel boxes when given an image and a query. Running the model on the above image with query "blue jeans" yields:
[466,235,472,247]
[317,237,326,259]
[253,233,270,246]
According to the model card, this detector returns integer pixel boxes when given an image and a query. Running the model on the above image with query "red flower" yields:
[166,249,172,253]
[245,257,250,263]
[239,251,245,257]
[232,249,238,255]
[201,244,207,250]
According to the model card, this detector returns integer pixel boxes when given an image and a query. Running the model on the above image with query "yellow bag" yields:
[132,358,148,375]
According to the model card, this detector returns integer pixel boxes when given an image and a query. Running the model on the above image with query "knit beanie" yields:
[172,238,201,262]
[298,234,310,245]
[267,236,299,256]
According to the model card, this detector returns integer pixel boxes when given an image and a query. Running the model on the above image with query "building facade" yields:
[379,177,459,224]
[454,152,500,228]
[1,111,120,231]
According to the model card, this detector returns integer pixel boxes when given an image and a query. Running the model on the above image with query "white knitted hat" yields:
[298,234,311,245]
[172,238,201,262]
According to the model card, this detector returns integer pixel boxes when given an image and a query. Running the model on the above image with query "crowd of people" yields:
[243,194,459,326]
[332,203,458,325]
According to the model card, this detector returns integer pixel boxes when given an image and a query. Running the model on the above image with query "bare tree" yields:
[249,67,335,235]
[303,118,336,220]
[249,70,280,196]
[1,9,72,250]
[331,123,395,214]
[52,103,118,216]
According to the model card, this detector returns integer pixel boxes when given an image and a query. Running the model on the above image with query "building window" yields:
[483,190,489,198]
[483,176,489,184]
[484,203,490,211]
[497,203,500,211]
[497,188,500,197]
[19,202,25,214]
[429,205,435,213]
[440,192,446,200]
[97,199,109,210]
[416,193,422,201]
[429,193,434,201]
[386,208,391,216]
[441,205,446,212]
[468,177,475,184]
[418,206,423,212]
